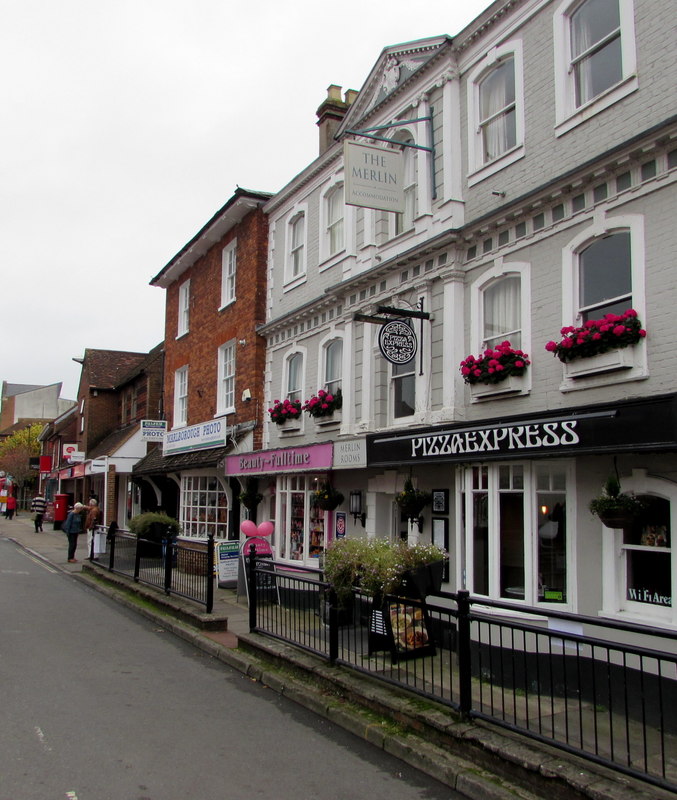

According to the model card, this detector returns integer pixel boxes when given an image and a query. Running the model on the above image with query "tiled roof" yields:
[115,342,164,389]
[133,445,232,475]
[0,418,52,436]
[78,349,148,390]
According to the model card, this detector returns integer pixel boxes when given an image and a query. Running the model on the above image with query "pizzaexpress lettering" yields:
[411,420,579,458]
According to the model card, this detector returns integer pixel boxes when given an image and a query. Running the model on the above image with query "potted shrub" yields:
[128,511,181,541]
[311,482,344,511]
[545,309,646,364]
[302,388,342,420]
[589,475,645,529]
[268,398,302,425]
[460,341,530,394]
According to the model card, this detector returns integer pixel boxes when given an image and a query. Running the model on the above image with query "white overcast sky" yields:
[1,0,490,402]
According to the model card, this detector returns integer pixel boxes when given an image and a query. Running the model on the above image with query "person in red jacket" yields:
[5,494,17,520]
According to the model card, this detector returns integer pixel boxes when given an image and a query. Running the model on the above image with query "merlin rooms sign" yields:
[344,141,405,213]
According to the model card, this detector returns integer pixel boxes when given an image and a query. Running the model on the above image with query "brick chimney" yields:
[316,85,357,155]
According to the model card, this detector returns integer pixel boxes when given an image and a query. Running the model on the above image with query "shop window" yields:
[277,475,326,564]
[180,474,230,540]
[622,496,671,612]
[554,0,637,135]
[462,462,570,605]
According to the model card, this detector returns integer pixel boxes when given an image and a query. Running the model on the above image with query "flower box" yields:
[279,417,301,432]
[563,347,635,379]
[315,409,342,426]
[470,372,525,399]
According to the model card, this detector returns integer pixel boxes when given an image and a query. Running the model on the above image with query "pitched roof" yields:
[0,418,52,436]
[132,444,232,475]
[87,424,140,459]
[75,349,148,390]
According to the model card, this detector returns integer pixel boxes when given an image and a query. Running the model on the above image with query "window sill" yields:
[213,409,233,419]
[218,299,235,312]
[467,144,525,187]
[555,75,638,138]
[283,274,306,293]
[175,332,189,341]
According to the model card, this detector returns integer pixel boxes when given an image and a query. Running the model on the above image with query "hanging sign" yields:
[378,319,417,365]
[344,141,404,213]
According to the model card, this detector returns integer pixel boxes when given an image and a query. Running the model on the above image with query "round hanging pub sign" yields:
[378,319,417,365]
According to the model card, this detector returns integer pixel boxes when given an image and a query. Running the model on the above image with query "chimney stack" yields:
[316,85,357,155]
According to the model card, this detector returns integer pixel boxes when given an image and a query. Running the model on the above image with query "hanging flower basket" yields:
[589,475,645,529]
[545,309,646,364]
[460,341,530,386]
[312,482,344,511]
[238,479,263,511]
[395,479,432,520]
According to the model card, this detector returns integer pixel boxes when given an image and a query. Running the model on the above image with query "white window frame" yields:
[560,212,646,389]
[457,461,575,609]
[285,350,305,404]
[174,366,188,428]
[319,180,345,262]
[216,341,236,416]
[601,470,677,627]
[553,0,637,137]
[285,207,308,286]
[388,129,418,239]
[470,260,531,360]
[323,337,343,396]
[467,41,525,186]
[220,239,237,309]
[177,279,190,338]
[180,473,231,541]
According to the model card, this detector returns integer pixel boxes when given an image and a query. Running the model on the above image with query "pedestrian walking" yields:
[30,492,47,532]
[85,498,102,556]
[62,502,85,562]
[5,494,17,520]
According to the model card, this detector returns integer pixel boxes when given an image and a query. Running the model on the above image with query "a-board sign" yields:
[368,598,435,662]
[240,537,277,604]
[217,541,240,585]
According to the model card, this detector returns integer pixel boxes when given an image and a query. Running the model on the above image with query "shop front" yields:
[367,394,677,626]
[225,442,340,568]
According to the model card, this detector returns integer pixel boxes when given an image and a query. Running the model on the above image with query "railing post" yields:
[134,534,141,582]
[206,533,215,614]
[328,587,339,663]
[457,589,472,719]
[248,543,257,632]
[163,536,172,595]
[108,528,116,570]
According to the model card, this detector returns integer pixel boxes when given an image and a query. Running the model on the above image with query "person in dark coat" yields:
[62,502,85,562]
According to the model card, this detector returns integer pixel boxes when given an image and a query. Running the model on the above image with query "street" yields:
[0,537,458,800]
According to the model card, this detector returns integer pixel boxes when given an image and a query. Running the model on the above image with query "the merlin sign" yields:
[344,140,405,213]
[378,319,417,365]
[367,395,677,466]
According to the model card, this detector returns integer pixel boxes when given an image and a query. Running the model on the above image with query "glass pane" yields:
[571,0,620,59]
[473,492,489,595]
[290,491,305,560]
[537,494,567,603]
[579,231,631,311]
[626,552,671,607]
[574,36,622,105]
[484,276,521,345]
[393,374,415,418]
[499,492,524,599]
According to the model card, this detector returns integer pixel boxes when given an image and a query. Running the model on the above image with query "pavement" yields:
[3,512,674,800]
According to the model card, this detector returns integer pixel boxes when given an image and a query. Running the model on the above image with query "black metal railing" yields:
[91,525,214,613]
[247,551,677,793]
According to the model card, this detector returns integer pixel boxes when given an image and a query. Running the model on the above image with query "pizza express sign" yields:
[378,320,417,365]
[367,396,677,465]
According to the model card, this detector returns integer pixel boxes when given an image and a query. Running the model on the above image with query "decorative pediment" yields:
[339,36,450,134]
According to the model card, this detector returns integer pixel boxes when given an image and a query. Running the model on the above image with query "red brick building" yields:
[133,188,271,540]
